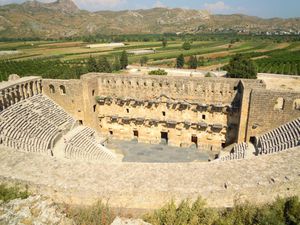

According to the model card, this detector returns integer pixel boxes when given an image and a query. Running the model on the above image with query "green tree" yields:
[140,56,149,66]
[225,54,257,79]
[176,54,185,69]
[120,50,128,69]
[162,38,168,48]
[188,55,198,69]
[112,56,121,71]
[87,55,98,72]
[182,41,191,50]
[198,57,205,66]
[97,57,112,73]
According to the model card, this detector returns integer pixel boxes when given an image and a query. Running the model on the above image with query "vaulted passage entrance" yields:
[133,130,139,138]
[191,135,198,148]
[161,132,168,145]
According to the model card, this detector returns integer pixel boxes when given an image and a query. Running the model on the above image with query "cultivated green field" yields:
[0,36,300,81]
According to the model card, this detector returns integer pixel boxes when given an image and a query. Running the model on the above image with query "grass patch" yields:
[65,200,115,225]
[0,184,29,203]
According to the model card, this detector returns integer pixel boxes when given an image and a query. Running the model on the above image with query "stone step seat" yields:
[220,142,248,161]
[0,94,116,162]
[0,94,76,154]
[63,126,115,162]
[257,118,300,155]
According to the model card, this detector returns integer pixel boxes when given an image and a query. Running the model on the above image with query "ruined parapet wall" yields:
[94,73,239,104]
[42,79,85,123]
[0,76,42,111]
[246,89,300,141]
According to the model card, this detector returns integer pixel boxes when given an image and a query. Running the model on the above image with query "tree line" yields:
[0,51,129,81]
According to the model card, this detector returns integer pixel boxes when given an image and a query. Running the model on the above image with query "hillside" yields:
[0,0,299,38]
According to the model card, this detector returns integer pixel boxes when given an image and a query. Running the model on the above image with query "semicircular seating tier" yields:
[256,118,300,155]
[0,94,116,162]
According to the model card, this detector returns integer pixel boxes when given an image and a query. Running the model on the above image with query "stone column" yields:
[0,94,4,111]
[25,83,29,98]
[29,82,34,97]
[39,80,43,94]
[20,84,25,100]
[36,80,40,94]
[1,91,7,109]
[33,80,38,95]
[9,88,15,105]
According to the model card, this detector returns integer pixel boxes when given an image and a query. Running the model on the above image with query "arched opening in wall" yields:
[161,132,168,145]
[293,99,300,110]
[274,97,284,110]
[250,136,256,145]
[191,135,198,148]
[49,85,55,94]
[93,104,96,112]
[133,130,139,138]
[92,90,95,96]
[109,130,113,136]
[59,85,66,95]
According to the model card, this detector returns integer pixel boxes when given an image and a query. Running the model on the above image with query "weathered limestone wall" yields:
[42,79,85,122]
[246,89,300,140]
[80,74,99,130]
[95,73,240,103]
[91,73,266,148]
[236,80,268,143]
[40,73,271,149]
[98,99,229,149]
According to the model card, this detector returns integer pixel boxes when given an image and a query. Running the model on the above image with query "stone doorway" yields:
[133,130,139,138]
[191,135,198,148]
[161,132,168,145]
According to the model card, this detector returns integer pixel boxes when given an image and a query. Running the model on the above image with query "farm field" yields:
[0,38,300,81]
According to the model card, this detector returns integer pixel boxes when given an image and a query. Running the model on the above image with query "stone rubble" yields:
[0,195,74,225]
[111,216,152,225]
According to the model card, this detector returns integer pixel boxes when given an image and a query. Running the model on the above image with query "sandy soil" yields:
[258,73,300,92]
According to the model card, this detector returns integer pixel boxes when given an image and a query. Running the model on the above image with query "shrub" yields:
[143,196,300,225]
[66,200,115,225]
[140,56,149,66]
[0,184,29,203]
[205,72,212,77]
[148,69,168,76]
[182,41,192,50]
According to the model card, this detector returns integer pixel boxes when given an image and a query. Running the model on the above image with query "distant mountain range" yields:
[0,0,299,39]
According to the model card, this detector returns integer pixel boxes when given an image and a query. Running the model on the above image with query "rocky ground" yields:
[0,195,153,225]
[111,217,151,225]
[0,195,73,225]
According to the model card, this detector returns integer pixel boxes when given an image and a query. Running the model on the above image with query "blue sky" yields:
[0,0,299,18]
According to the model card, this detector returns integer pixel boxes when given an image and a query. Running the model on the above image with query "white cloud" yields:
[204,1,230,13]
[153,0,165,8]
